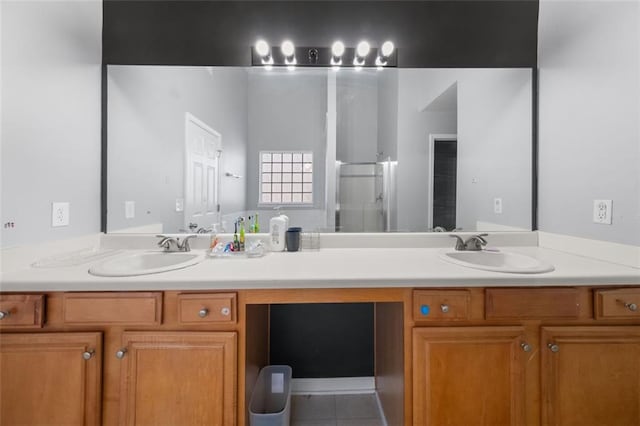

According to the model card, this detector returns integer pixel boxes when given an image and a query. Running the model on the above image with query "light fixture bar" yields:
[250,45,397,68]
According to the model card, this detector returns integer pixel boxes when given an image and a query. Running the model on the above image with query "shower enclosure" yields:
[335,159,396,232]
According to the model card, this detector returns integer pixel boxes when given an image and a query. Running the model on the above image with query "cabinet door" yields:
[0,332,102,425]
[118,331,236,426]
[541,326,640,426]
[413,326,528,426]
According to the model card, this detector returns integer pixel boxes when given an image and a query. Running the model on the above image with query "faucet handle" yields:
[474,233,488,244]
[178,235,197,252]
[464,234,489,251]
[156,234,177,250]
[449,234,466,251]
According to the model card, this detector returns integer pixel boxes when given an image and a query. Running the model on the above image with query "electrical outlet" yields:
[593,200,612,224]
[494,198,503,214]
[125,201,135,219]
[51,202,70,227]
[175,198,184,212]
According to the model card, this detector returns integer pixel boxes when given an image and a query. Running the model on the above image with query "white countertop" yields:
[1,245,638,292]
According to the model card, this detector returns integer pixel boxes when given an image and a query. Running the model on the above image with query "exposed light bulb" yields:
[281,40,295,58]
[356,41,370,58]
[255,40,270,57]
[332,41,345,57]
[381,41,394,57]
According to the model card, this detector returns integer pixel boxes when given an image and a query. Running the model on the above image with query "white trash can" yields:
[249,365,292,426]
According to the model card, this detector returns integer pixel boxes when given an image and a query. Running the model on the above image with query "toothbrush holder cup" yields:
[285,227,302,252]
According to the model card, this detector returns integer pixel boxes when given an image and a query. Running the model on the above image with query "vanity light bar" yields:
[251,41,397,68]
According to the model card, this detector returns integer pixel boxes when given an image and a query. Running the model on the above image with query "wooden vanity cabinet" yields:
[412,287,640,426]
[541,326,640,425]
[0,291,239,426]
[413,326,529,426]
[0,332,103,425]
[117,331,237,426]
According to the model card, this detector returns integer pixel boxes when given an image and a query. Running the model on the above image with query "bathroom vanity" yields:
[1,238,639,426]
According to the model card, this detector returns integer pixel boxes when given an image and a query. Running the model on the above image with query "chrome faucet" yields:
[156,234,197,252]
[450,234,488,251]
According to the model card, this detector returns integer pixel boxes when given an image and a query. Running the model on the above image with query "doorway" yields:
[184,112,221,231]
[428,134,457,231]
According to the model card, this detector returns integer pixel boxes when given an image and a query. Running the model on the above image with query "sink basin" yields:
[89,251,205,277]
[440,250,554,274]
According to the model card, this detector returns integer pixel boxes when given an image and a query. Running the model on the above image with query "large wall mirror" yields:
[106,66,532,234]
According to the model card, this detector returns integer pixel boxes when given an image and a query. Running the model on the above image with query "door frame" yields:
[184,112,222,230]
[427,133,457,230]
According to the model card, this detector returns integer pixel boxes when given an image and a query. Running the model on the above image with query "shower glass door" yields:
[336,162,385,232]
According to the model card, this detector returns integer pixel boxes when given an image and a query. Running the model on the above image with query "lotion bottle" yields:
[269,214,287,251]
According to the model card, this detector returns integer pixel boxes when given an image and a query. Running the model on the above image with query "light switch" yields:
[494,198,503,214]
[125,201,135,219]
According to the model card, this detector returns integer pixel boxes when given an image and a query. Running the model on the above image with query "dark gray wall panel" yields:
[269,303,375,378]
[103,0,539,67]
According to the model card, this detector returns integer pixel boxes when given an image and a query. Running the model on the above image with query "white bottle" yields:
[269,214,288,251]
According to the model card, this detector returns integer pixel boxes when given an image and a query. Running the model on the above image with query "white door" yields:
[184,113,221,231]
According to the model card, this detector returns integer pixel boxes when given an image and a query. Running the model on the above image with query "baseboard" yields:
[291,377,375,395]
[538,231,640,269]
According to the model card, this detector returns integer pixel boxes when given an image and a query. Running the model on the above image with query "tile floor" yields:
[290,393,385,426]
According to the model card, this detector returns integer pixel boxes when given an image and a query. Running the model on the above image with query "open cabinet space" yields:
[243,293,409,426]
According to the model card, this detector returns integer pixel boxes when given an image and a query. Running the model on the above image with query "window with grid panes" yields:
[259,151,313,204]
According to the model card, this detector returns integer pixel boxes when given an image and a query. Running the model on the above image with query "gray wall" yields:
[456,69,532,231]
[396,70,457,231]
[247,69,327,230]
[377,70,400,231]
[107,66,248,233]
[1,1,102,248]
[538,0,640,246]
[395,69,531,232]
[377,70,399,162]
[336,71,379,163]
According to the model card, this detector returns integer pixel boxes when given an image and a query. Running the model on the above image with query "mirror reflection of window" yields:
[260,151,313,205]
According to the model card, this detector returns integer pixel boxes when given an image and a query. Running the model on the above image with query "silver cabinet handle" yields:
[116,348,127,359]
[521,342,532,352]
[221,307,231,316]
[83,350,95,360]
[547,343,560,353]
[616,299,638,312]
[440,304,449,313]
[198,308,209,318]
[0,311,8,320]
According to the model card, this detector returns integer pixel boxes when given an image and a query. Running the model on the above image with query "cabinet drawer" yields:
[0,294,45,329]
[63,292,162,325]
[486,288,581,319]
[178,293,237,324]
[413,290,471,321]
[595,288,640,319]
